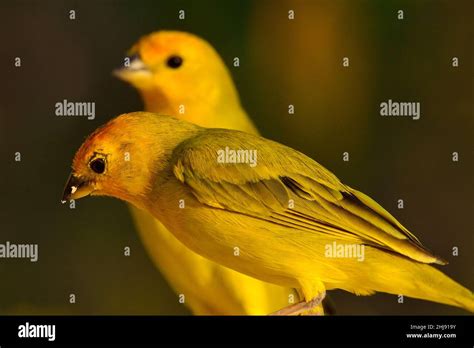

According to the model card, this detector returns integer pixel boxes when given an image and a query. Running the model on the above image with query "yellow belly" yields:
[130,205,295,314]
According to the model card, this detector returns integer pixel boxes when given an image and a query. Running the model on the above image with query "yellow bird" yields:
[113,31,296,314]
[63,112,474,314]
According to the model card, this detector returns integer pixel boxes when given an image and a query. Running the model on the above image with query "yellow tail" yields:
[404,262,474,312]
[359,251,474,312]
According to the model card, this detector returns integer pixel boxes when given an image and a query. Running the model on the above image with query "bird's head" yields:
[61,112,196,206]
[114,31,240,121]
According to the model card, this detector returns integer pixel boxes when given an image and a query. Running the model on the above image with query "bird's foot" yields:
[269,291,326,316]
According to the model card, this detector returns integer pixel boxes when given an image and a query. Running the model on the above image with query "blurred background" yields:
[0,0,472,315]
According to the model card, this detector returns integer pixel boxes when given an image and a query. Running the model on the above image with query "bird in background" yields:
[62,112,474,315]
[113,30,301,315]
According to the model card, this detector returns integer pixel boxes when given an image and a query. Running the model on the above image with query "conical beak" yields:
[61,173,94,203]
[113,56,152,82]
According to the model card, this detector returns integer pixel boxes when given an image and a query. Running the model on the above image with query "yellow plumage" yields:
[114,31,295,314]
[64,112,474,313]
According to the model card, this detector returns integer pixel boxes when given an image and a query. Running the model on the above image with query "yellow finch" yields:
[63,112,474,314]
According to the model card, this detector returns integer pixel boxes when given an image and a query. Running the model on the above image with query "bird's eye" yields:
[89,158,106,174]
[166,55,183,69]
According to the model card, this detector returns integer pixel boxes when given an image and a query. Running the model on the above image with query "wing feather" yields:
[172,129,445,264]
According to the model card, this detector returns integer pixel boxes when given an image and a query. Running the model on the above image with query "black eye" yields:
[166,55,183,69]
[90,158,106,174]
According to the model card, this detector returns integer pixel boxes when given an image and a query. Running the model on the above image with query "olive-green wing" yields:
[172,129,445,265]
